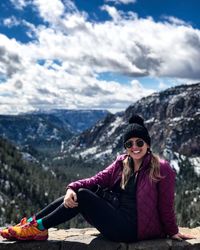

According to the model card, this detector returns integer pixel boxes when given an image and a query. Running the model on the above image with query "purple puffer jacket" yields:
[67,153,179,240]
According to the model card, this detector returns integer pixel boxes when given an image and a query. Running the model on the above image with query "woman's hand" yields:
[171,232,196,241]
[64,188,78,208]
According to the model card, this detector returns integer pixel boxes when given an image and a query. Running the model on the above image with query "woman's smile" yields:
[131,150,141,154]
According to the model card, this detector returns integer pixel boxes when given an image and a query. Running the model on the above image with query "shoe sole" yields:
[8,228,48,241]
[0,231,16,240]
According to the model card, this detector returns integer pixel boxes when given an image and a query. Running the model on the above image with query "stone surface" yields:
[0,227,200,250]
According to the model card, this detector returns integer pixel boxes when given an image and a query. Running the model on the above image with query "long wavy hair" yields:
[121,151,163,189]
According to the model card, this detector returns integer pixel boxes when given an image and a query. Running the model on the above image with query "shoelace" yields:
[21,220,36,229]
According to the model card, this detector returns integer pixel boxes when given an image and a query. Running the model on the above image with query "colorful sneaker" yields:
[0,217,27,240]
[8,218,48,241]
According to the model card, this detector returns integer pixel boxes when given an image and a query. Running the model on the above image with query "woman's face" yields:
[124,137,149,161]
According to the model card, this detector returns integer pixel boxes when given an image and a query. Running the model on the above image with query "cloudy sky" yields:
[0,0,200,114]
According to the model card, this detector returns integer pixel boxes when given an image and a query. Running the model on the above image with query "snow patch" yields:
[168,92,187,105]
[80,146,98,158]
[21,152,39,163]
[61,141,65,152]
[94,148,112,159]
[145,118,158,123]
[0,195,4,205]
[37,122,46,136]
[189,157,200,176]
[170,159,180,174]
[107,116,122,137]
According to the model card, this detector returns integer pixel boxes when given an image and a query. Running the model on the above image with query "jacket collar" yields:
[140,153,152,172]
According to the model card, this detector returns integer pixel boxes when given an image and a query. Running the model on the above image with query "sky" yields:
[0,0,200,114]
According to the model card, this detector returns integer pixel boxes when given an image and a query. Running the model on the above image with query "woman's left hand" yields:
[171,232,196,241]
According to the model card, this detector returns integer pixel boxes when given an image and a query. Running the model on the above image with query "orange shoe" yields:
[8,218,48,241]
[0,217,27,240]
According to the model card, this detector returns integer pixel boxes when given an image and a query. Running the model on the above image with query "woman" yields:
[0,115,194,242]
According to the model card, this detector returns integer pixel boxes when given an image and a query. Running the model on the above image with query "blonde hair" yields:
[121,152,163,189]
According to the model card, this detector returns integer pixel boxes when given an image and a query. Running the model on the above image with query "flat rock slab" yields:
[0,227,200,250]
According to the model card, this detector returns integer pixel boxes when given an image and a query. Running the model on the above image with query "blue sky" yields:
[0,0,200,114]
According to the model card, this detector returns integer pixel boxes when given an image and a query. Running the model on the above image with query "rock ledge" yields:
[0,227,200,250]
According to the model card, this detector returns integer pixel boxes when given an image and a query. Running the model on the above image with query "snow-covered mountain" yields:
[64,83,200,175]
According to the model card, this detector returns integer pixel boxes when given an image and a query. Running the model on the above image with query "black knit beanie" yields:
[123,115,151,146]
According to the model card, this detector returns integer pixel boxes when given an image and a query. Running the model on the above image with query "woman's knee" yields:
[77,188,94,203]
[77,188,90,196]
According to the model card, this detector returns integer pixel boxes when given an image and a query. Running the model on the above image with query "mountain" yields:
[0,109,109,157]
[31,109,109,133]
[61,82,200,227]
[64,83,200,167]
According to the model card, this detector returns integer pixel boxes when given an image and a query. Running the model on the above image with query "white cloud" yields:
[10,0,31,10]
[30,1,200,79]
[3,16,21,28]
[105,0,137,4]
[130,80,152,96]
[0,64,153,114]
[0,35,24,78]
[101,5,121,22]
[1,1,200,114]
[1,15,38,39]
[62,0,78,12]
[33,0,65,23]
[158,81,168,90]
[163,16,189,26]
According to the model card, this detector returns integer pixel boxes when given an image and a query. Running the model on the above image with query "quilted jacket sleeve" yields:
[67,157,120,191]
[157,160,179,237]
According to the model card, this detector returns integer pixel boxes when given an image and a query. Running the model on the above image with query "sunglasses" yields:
[124,139,145,149]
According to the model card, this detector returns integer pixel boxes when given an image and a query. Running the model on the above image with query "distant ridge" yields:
[64,82,200,165]
[0,109,109,156]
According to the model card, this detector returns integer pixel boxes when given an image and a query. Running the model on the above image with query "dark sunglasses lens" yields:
[136,140,144,147]
[125,140,145,148]
[124,141,133,148]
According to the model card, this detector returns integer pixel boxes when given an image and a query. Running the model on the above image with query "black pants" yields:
[35,188,137,243]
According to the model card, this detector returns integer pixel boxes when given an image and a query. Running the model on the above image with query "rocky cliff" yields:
[65,83,200,167]
[0,227,200,250]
